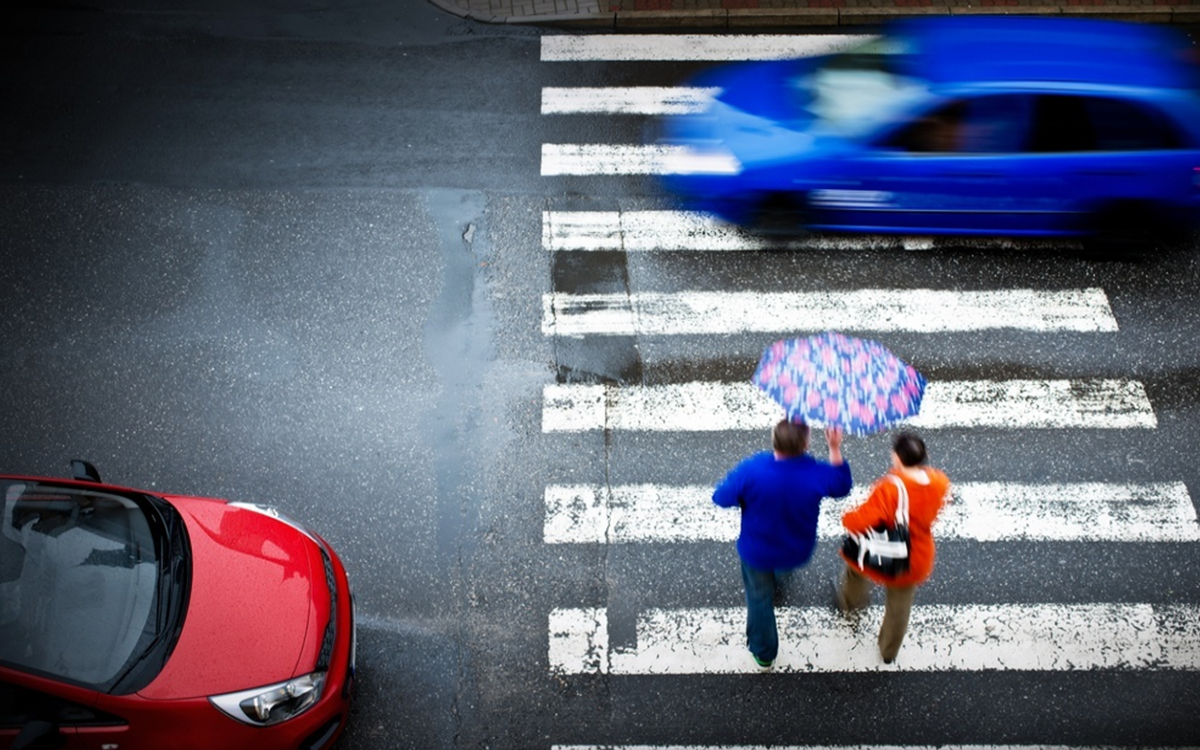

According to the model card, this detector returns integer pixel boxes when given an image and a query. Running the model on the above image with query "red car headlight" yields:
[210,671,327,726]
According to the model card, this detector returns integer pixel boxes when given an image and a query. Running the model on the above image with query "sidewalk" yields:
[426,0,1200,30]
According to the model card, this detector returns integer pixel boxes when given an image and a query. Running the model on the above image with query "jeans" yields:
[741,560,789,662]
[840,566,917,662]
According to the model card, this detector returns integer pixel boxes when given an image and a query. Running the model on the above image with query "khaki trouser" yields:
[839,566,917,663]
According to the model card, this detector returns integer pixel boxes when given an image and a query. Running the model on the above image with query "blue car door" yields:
[1021,93,1200,232]
[816,94,1055,235]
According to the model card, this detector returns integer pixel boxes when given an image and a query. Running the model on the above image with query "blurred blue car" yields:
[658,17,1200,246]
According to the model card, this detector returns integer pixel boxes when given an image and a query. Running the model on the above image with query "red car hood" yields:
[139,498,324,700]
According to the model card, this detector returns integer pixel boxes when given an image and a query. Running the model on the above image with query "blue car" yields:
[658,17,1200,246]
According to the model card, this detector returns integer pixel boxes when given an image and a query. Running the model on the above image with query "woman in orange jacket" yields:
[836,431,951,664]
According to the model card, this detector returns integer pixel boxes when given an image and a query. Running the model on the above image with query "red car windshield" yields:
[0,480,180,691]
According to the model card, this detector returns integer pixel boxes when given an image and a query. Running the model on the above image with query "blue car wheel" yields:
[748,192,810,237]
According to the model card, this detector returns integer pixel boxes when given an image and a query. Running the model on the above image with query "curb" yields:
[528,4,1194,28]
[426,0,1200,27]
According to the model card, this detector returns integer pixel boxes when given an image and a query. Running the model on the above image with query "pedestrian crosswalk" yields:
[536,28,1199,742]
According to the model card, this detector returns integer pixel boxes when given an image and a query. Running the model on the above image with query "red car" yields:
[0,462,355,750]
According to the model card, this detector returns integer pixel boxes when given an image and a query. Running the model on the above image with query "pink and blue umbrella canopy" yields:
[753,331,926,436]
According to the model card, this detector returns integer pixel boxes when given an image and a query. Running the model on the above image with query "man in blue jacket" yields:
[713,419,851,670]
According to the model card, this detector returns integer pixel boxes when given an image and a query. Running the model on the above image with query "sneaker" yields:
[752,654,774,671]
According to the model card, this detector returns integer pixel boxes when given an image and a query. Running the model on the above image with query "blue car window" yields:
[1029,94,1183,152]
[1029,95,1095,152]
[1082,97,1181,151]
[884,94,1030,154]
[956,95,1031,153]
[881,102,965,153]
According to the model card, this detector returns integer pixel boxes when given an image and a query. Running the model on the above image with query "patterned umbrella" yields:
[753,331,926,436]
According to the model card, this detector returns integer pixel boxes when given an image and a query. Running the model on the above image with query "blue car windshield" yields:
[0,481,163,689]
[799,37,928,136]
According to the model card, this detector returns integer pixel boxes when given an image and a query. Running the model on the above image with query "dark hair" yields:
[893,431,928,467]
[773,419,810,457]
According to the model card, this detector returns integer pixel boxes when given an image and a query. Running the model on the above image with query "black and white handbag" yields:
[841,475,911,577]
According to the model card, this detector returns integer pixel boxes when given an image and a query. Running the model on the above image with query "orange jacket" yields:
[839,467,951,588]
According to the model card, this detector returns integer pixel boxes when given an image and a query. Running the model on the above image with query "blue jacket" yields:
[713,452,853,571]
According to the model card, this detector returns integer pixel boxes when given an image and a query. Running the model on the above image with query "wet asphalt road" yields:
[3,2,1200,748]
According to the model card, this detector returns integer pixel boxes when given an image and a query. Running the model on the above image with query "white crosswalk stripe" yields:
[543,482,1200,544]
[549,604,1200,674]
[543,288,1119,337]
[540,34,872,62]
[543,210,765,251]
[542,87,719,115]
[542,210,786,251]
[542,380,1157,432]
[540,210,1076,252]
[543,144,742,176]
